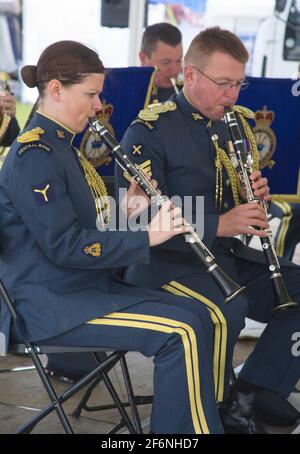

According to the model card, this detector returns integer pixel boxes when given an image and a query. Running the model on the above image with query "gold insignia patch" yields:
[138,101,177,122]
[123,160,152,183]
[56,130,65,139]
[33,184,50,203]
[17,127,45,143]
[133,145,142,156]
[83,242,102,257]
[233,105,255,119]
[191,113,203,121]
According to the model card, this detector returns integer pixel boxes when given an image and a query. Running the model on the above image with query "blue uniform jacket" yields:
[0,112,151,348]
[116,91,296,289]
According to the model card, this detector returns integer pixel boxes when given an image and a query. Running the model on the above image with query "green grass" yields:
[16,101,34,129]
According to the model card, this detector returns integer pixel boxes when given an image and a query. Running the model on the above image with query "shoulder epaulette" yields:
[17,127,45,143]
[233,105,255,119]
[130,118,154,130]
[16,127,52,157]
[138,101,177,122]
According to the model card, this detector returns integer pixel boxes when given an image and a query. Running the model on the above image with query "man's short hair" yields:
[184,26,249,68]
[141,22,182,57]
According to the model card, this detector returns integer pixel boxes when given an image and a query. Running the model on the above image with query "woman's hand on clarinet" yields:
[147,200,189,247]
[217,202,270,237]
[120,177,159,218]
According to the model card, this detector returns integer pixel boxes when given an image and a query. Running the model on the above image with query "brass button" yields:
[224,202,229,209]
[226,179,230,187]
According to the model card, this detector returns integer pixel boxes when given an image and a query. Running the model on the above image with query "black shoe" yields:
[220,390,268,434]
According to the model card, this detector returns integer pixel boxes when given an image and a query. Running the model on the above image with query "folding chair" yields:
[65,267,153,422]
[0,277,143,434]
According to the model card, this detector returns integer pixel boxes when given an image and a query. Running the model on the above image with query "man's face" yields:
[140,40,183,89]
[184,51,246,120]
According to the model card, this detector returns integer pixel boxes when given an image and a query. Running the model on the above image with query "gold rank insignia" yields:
[191,113,203,121]
[133,145,142,156]
[33,184,50,203]
[233,105,255,119]
[123,159,152,183]
[56,130,65,139]
[32,182,55,206]
[83,242,102,257]
[138,160,152,177]
[138,101,177,122]
[17,127,45,143]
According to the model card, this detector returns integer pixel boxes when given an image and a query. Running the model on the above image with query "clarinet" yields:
[223,107,298,312]
[88,117,245,303]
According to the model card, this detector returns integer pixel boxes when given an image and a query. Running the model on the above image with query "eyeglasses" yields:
[191,66,249,91]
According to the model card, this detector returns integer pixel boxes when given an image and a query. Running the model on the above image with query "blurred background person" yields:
[139,22,183,103]
[0,72,20,148]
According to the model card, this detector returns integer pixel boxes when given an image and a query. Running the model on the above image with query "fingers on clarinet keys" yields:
[147,203,188,247]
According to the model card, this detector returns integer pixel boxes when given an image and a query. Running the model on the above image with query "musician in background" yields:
[117,27,300,434]
[0,39,230,434]
[0,76,20,147]
[139,22,183,104]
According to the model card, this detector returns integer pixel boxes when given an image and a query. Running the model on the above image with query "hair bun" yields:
[21,65,38,88]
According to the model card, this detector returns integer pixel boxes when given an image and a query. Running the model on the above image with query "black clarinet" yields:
[89,117,245,303]
[223,107,298,312]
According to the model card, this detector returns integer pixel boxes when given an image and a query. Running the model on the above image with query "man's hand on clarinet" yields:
[217,202,270,237]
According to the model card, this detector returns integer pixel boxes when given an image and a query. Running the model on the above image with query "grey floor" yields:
[0,339,299,434]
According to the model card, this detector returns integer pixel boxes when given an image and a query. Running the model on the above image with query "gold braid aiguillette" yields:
[76,148,110,226]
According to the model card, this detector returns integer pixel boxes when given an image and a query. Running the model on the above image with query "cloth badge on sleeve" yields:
[32,182,56,206]
[83,242,102,257]
[132,145,142,156]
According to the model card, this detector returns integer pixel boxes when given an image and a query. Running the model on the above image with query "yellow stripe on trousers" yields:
[162,281,227,402]
[88,312,210,434]
[272,201,292,257]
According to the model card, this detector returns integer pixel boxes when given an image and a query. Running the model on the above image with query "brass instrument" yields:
[224,106,298,312]
[88,117,245,303]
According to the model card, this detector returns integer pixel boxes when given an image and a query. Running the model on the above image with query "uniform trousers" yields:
[161,253,300,401]
[12,278,225,434]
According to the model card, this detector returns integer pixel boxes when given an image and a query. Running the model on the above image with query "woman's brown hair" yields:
[21,40,104,96]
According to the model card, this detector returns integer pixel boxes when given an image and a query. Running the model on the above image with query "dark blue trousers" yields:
[16,280,225,434]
